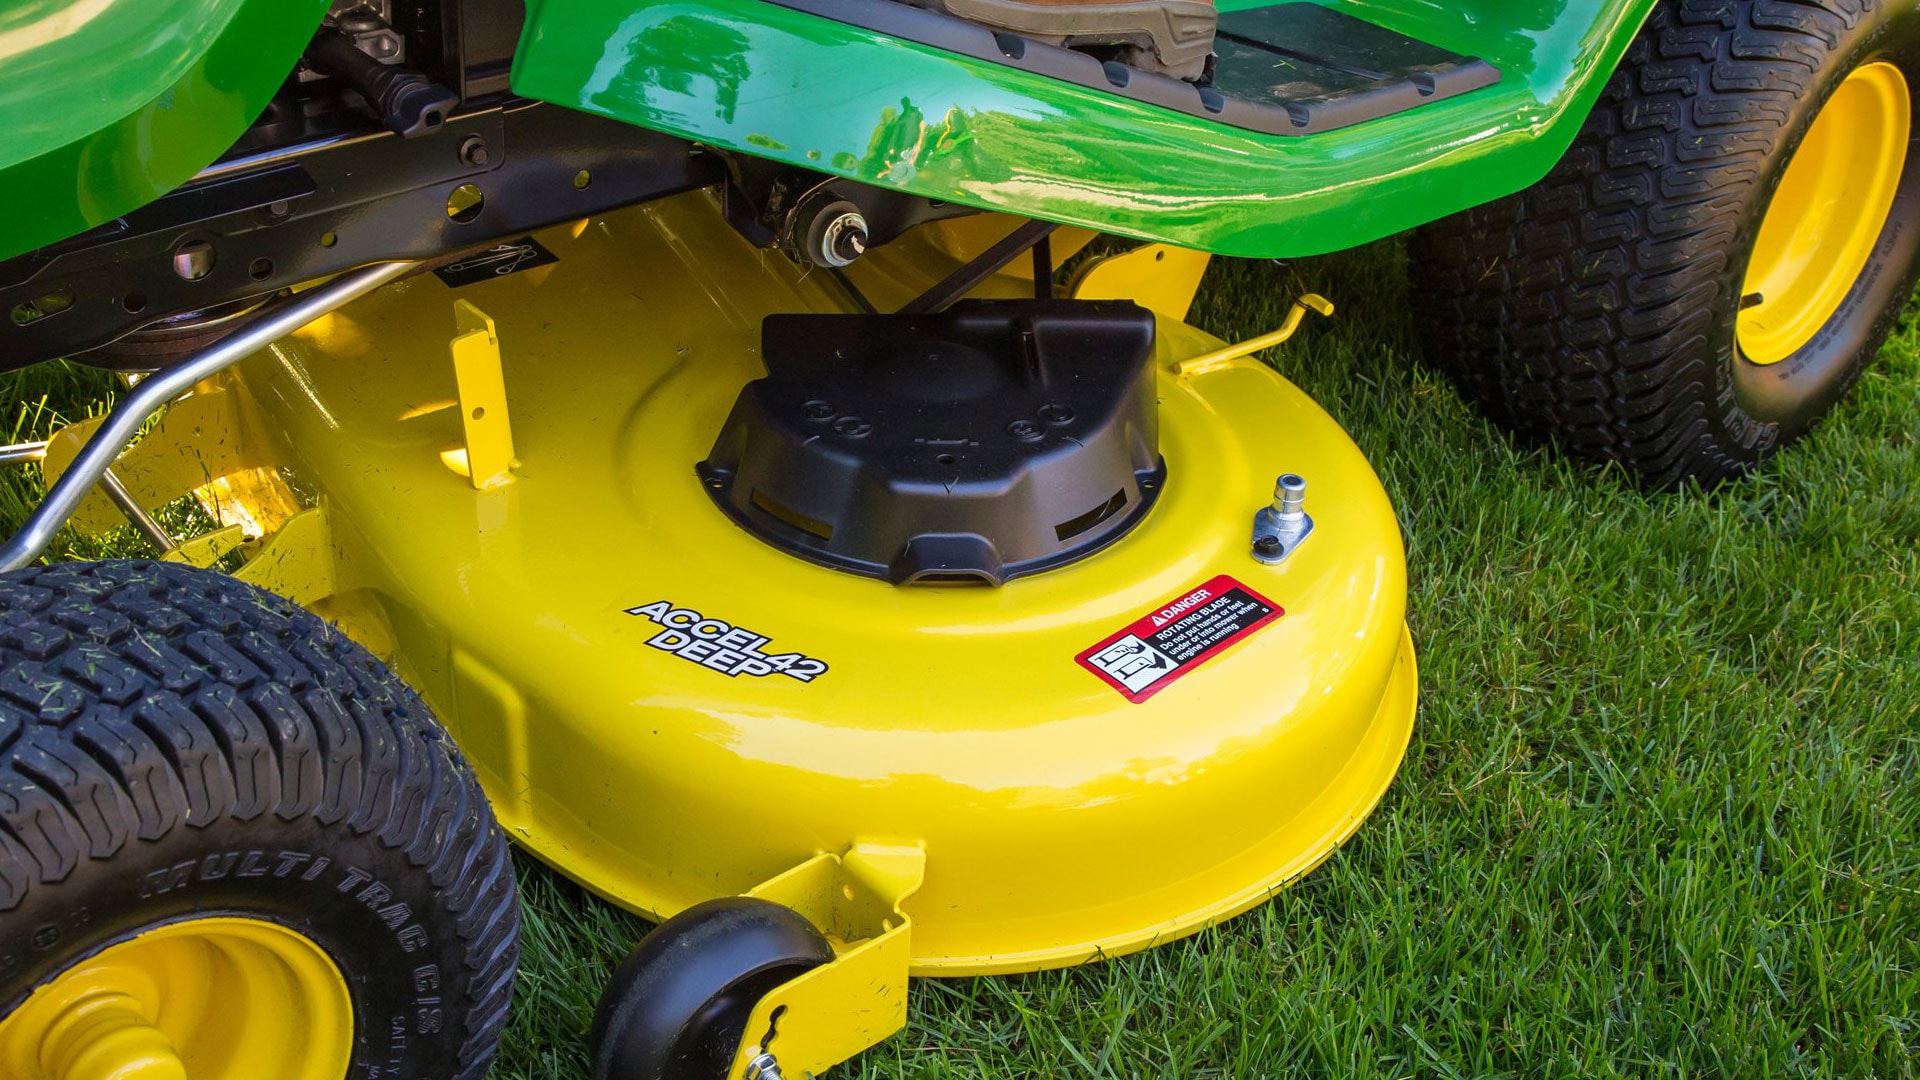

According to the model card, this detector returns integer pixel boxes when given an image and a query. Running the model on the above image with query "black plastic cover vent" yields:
[699,300,1165,585]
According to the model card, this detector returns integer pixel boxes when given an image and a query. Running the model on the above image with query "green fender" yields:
[0,0,330,261]
[512,0,1658,257]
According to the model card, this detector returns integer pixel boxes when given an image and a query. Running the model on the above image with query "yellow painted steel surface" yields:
[0,918,351,1080]
[1739,62,1911,365]
[1069,243,1213,322]
[729,846,926,1076]
[229,194,1415,973]
[447,300,518,489]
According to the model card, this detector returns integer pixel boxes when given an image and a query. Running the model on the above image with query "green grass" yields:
[5,242,1916,1078]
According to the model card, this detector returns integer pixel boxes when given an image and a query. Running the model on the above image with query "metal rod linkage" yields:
[97,469,177,554]
[898,218,1059,315]
[0,442,49,466]
[0,261,415,573]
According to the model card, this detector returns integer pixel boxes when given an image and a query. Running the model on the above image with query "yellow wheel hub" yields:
[1739,61,1911,365]
[0,918,352,1080]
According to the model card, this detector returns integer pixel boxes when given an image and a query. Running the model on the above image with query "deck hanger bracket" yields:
[446,299,517,489]
[726,845,927,1080]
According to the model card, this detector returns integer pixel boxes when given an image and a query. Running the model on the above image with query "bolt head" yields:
[818,211,869,267]
[171,241,215,282]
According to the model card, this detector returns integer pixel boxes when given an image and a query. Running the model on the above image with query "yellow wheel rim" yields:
[0,918,352,1080]
[1739,61,1911,365]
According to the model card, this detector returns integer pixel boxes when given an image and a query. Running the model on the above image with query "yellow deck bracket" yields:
[232,506,339,608]
[1070,242,1214,321]
[42,386,260,535]
[728,844,926,1080]
[160,525,251,569]
[449,300,516,490]
[1174,292,1334,377]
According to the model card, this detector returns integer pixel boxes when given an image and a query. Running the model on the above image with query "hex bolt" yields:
[745,1052,786,1080]
[1252,535,1282,558]
[458,135,491,168]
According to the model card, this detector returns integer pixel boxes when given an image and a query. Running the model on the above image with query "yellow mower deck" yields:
[51,194,1412,989]
[34,192,1416,1072]
[56,194,1417,979]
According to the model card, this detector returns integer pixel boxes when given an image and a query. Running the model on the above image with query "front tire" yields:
[1410,0,1920,487]
[0,561,518,1080]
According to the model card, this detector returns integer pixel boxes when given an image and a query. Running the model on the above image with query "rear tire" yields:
[0,560,517,1079]
[1410,0,1920,487]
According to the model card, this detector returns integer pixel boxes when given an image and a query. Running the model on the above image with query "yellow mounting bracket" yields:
[447,300,516,489]
[727,844,926,1079]
[160,524,251,569]
[1069,242,1213,322]
[1173,292,1334,377]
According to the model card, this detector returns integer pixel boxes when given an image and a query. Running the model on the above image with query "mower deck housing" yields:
[145,195,1415,974]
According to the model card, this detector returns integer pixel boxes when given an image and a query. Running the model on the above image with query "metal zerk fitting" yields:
[1250,473,1313,563]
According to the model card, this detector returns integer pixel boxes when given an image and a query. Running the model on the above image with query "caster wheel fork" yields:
[591,845,925,1080]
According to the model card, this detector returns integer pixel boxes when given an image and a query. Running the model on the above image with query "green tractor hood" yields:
[511,0,1656,257]
[0,0,1654,262]
[0,0,330,260]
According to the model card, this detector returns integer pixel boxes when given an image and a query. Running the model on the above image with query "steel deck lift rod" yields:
[0,261,415,573]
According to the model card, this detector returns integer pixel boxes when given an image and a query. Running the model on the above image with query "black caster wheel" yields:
[590,897,834,1080]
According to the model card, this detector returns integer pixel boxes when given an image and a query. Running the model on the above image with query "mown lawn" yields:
[5,240,1916,1078]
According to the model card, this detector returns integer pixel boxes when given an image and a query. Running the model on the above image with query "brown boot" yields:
[907,0,1216,80]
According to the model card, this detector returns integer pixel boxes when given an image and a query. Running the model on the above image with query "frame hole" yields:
[11,287,74,326]
[447,183,485,224]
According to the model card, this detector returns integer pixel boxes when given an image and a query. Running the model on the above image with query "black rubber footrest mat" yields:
[759,0,1500,136]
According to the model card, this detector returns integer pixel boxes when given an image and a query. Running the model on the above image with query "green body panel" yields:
[0,0,330,261]
[513,0,1656,257]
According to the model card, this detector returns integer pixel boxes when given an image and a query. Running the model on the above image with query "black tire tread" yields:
[0,560,516,1080]
[1409,0,1878,487]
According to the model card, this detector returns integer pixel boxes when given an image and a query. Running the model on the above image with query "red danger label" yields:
[1076,575,1283,702]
